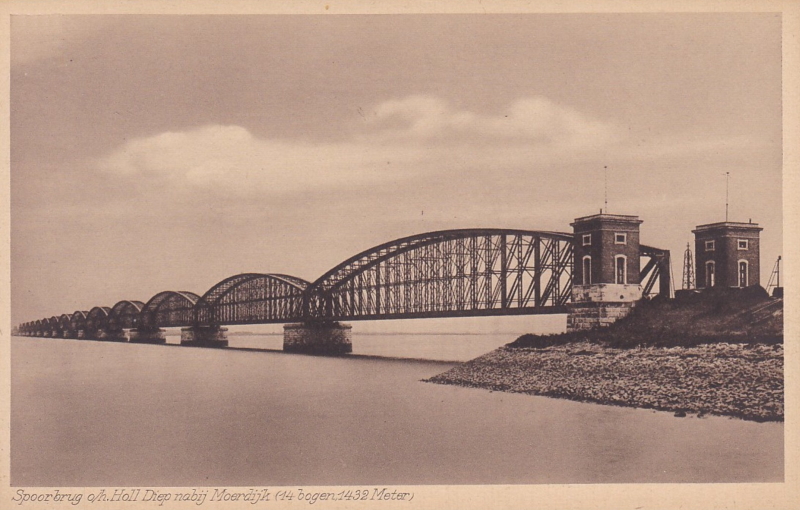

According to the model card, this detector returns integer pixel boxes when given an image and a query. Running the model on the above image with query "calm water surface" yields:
[223,332,515,361]
[11,335,783,486]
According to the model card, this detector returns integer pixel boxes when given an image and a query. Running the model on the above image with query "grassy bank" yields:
[512,285,782,349]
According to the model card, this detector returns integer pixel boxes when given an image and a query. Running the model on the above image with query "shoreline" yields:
[425,341,783,422]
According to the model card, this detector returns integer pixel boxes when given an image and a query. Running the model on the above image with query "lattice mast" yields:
[682,242,695,290]
[766,255,782,295]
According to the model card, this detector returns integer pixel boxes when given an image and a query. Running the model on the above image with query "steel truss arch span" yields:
[69,311,89,335]
[140,291,200,329]
[108,300,145,330]
[45,317,59,336]
[195,273,309,326]
[57,314,71,332]
[306,228,574,321]
[86,306,111,336]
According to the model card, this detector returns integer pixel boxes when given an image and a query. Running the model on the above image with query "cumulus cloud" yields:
[364,95,621,148]
[95,95,624,196]
[98,125,430,195]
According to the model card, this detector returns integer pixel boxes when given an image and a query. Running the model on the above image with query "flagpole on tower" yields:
[604,165,608,214]
[725,171,730,221]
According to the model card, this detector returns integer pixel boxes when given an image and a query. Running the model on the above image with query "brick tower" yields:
[567,213,643,331]
[692,221,762,289]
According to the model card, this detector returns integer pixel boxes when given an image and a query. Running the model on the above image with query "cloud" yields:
[96,94,773,202]
[97,124,429,195]
[96,95,625,196]
[364,95,621,149]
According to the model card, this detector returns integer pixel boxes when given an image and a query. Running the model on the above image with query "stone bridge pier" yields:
[283,322,352,355]
[93,329,128,342]
[129,328,166,344]
[180,326,228,348]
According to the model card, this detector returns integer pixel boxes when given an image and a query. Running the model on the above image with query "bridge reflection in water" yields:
[16,227,669,353]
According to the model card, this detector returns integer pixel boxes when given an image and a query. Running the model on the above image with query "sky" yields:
[10,13,783,328]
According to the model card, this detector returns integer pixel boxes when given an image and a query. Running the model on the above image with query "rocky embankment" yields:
[426,341,783,422]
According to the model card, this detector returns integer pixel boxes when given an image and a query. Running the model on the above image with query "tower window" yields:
[705,240,715,251]
[738,239,749,250]
[738,260,749,287]
[582,256,592,285]
[614,233,627,244]
[706,261,716,287]
[582,234,592,246]
[615,255,627,284]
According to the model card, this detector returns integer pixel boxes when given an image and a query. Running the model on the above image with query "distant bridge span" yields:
[15,227,670,343]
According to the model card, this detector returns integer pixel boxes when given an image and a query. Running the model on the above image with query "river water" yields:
[11,324,783,486]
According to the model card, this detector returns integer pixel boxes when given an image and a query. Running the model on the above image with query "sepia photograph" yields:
[2,1,798,509]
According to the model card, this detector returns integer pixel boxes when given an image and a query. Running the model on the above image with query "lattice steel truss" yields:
[139,291,199,329]
[57,314,70,336]
[305,229,574,321]
[640,244,672,297]
[69,311,88,335]
[45,317,58,337]
[18,229,676,334]
[108,300,145,331]
[86,306,111,337]
[194,273,309,325]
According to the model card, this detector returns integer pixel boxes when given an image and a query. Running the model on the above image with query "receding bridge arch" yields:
[86,306,111,337]
[108,300,145,330]
[68,311,89,337]
[57,314,71,336]
[194,273,309,326]
[305,229,575,321]
[42,317,58,336]
[139,291,199,329]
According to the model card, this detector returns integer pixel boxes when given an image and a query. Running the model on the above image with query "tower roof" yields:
[692,221,762,234]
[571,213,642,228]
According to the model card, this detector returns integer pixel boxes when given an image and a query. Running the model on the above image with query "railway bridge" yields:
[16,213,671,354]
